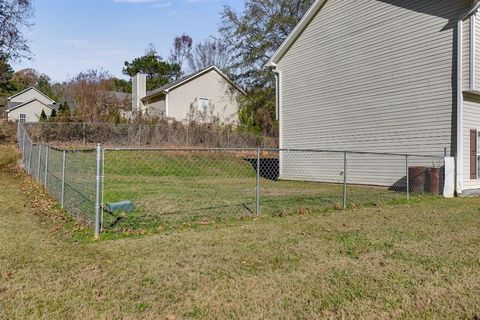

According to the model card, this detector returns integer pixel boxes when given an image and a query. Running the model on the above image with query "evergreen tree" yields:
[123,45,181,91]
[59,102,70,115]
[39,109,47,121]
[50,109,57,118]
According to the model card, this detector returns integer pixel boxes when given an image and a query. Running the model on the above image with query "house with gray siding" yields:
[267,0,480,195]
[132,66,244,124]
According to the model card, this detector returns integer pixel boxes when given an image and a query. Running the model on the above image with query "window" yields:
[197,98,210,112]
[19,113,26,123]
[471,129,480,179]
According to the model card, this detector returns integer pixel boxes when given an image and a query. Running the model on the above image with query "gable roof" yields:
[6,101,22,111]
[6,98,56,113]
[8,86,55,103]
[267,0,480,67]
[266,0,328,67]
[143,66,245,100]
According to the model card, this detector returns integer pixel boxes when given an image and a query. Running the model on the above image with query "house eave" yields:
[6,98,54,113]
[8,86,55,104]
[142,65,246,101]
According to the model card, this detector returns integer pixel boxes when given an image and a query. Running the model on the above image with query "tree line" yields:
[0,0,315,135]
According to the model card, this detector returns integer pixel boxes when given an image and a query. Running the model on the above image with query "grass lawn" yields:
[1,144,480,318]
[102,150,408,231]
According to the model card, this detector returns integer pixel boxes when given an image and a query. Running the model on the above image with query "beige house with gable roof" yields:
[6,87,57,123]
[132,66,244,124]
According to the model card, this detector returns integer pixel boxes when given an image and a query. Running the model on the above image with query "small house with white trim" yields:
[6,87,57,123]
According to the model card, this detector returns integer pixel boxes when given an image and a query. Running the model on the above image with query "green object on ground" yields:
[106,200,134,213]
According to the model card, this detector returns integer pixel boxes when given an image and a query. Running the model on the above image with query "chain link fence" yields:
[17,122,446,238]
[18,123,97,227]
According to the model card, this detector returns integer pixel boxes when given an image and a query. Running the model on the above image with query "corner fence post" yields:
[44,146,49,189]
[61,150,66,209]
[256,146,261,215]
[406,155,410,200]
[343,152,348,209]
[95,143,102,240]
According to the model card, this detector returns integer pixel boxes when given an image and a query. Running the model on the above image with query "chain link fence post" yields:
[61,150,66,209]
[256,146,261,215]
[95,143,102,240]
[83,123,86,145]
[37,145,42,182]
[28,140,33,174]
[101,148,105,232]
[406,155,410,200]
[22,128,26,164]
[138,125,141,147]
[44,146,49,189]
[343,151,348,209]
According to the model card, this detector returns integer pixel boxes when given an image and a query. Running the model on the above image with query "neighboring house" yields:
[132,66,244,123]
[108,91,131,110]
[6,87,57,123]
[267,0,480,195]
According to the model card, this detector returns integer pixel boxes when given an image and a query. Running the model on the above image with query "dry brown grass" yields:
[0,120,16,145]
[0,144,480,319]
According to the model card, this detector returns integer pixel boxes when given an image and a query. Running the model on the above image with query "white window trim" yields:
[196,97,210,112]
[19,113,27,123]
[477,130,480,179]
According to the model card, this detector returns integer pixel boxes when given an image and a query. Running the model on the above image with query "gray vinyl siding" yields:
[475,14,480,89]
[463,95,480,190]
[277,0,469,157]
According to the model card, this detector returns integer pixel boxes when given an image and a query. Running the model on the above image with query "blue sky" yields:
[13,0,243,82]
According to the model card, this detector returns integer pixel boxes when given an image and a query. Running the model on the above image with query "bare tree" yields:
[169,34,193,77]
[0,0,33,60]
[188,38,230,73]
[64,69,124,123]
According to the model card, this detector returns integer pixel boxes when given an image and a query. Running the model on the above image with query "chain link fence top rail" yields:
[17,122,446,236]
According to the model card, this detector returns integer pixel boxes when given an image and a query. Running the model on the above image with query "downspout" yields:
[270,63,283,177]
[457,19,464,194]
[165,90,169,118]
[471,14,476,90]
[270,63,282,150]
